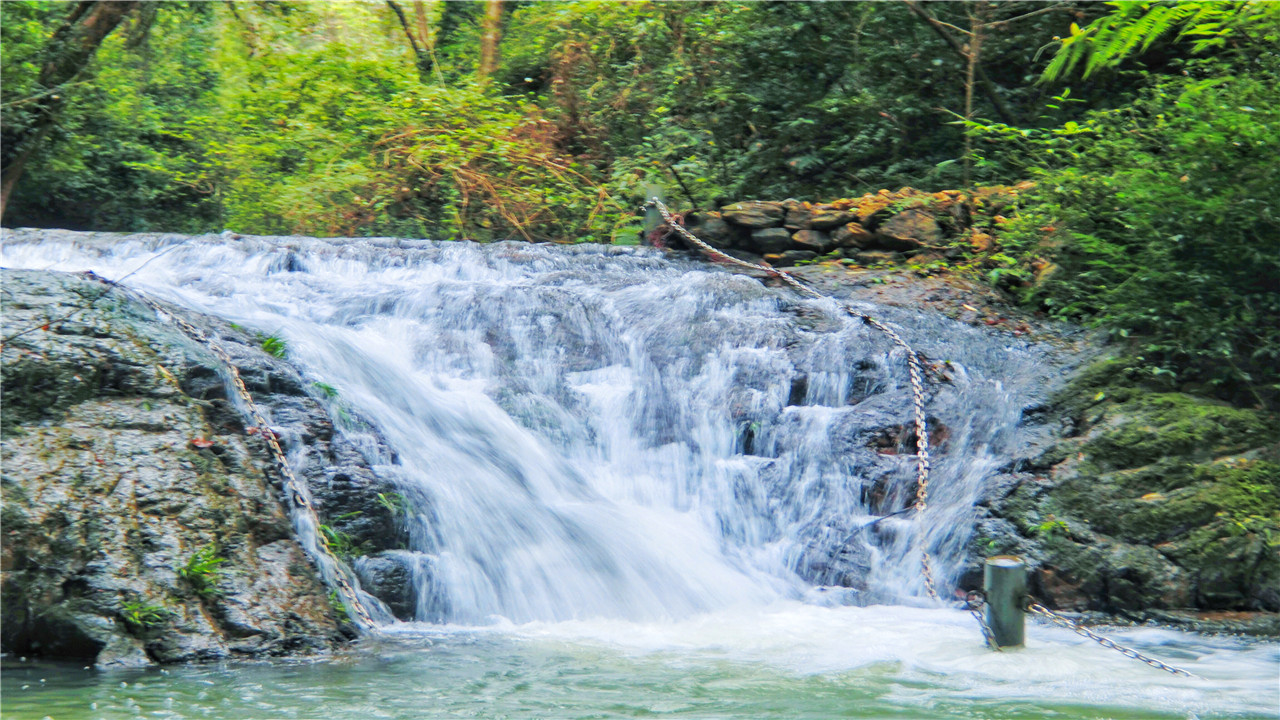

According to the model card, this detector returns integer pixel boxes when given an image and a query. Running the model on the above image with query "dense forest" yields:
[2,0,1277,408]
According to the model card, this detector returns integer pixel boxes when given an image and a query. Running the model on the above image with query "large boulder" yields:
[0,269,409,666]
[969,359,1280,625]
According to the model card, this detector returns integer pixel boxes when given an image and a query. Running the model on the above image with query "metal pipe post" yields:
[983,555,1027,648]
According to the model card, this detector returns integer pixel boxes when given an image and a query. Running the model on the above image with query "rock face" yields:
[966,359,1280,627]
[0,269,408,666]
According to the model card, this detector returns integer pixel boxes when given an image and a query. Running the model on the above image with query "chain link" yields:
[1026,602,1198,678]
[107,279,378,628]
[965,591,1001,651]
[648,202,1199,680]
[645,198,939,601]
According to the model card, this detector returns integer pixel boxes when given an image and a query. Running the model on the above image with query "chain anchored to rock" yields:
[644,198,939,601]
[646,200,1204,679]
[94,275,379,629]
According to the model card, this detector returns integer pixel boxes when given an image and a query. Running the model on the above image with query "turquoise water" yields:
[4,605,1277,719]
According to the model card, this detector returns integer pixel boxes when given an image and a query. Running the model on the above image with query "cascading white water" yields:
[2,229,1058,625]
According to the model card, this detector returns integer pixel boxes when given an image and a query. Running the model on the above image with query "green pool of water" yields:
[4,606,1276,719]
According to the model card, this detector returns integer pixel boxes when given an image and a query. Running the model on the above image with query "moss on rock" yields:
[974,355,1279,621]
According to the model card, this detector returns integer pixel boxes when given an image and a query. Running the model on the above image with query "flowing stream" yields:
[2,230,1276,719]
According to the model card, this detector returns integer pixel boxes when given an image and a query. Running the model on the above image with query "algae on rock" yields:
[972,357,1279,625]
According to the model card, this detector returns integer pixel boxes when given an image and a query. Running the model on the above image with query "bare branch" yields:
[901,0,1016,124]
[984,3,1073,30]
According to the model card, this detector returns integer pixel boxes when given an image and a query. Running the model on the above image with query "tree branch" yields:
[223,1,261,56]
[901,0,1016,124]
[984,3,1072,30]
[2,0,136,219]
[386,0,432,82]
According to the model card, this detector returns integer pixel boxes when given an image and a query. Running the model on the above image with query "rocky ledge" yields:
[661,185,1023,271]
[1,269,409,667]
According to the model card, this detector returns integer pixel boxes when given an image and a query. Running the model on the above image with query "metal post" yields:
[642,182,666,235]
[983,555,1026,648]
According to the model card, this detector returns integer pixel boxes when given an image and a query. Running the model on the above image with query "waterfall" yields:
[2,230,1058,625]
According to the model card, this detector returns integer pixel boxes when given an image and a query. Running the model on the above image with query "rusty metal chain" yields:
[650,206,1204,675]
[645,198,939,602]
[965,591,1001,651]
[105,278,378,628]
[1026,602,1198,678]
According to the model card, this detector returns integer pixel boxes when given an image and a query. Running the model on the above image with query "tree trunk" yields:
[963,3,987,188]
[387,0,434,83]
[1,0,136,221]
[478,0,504,82]
[901,0,1015,125]
[413,0,434,51]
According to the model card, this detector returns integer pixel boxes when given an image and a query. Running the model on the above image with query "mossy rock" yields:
[985,356,1280,616]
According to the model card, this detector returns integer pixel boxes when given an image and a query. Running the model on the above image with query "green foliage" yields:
[504,2,1013,203]
[257,333,287,359]
[4,3,224,231]
[178,544,225,598]
[1044,1,1280,81]
[326,589,347,618]
[376,491,409,516]
[318,524,361,559]
[980,49,1280,406]
[1033,516,1070,538]
[121,600,170,630]
[312,382,339,399]
[4,1,1078,235]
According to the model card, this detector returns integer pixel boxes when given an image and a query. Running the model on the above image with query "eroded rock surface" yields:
[1,269,407,666]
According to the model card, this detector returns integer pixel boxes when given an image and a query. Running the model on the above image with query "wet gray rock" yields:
[354,552,417,621]
[0,269,408,666]
[763,250,818,268]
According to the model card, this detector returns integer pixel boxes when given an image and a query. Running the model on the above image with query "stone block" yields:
[748,227,793,254]
[831,222,876,249]
[791,229,834,253]
[721,201,785,228]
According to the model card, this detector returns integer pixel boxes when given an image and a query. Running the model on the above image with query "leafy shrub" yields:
[375,491,409,516]
[982,53,1280,407]
[318,524,361,559]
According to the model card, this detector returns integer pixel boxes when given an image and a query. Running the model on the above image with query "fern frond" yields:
[1043,0,1270,82]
